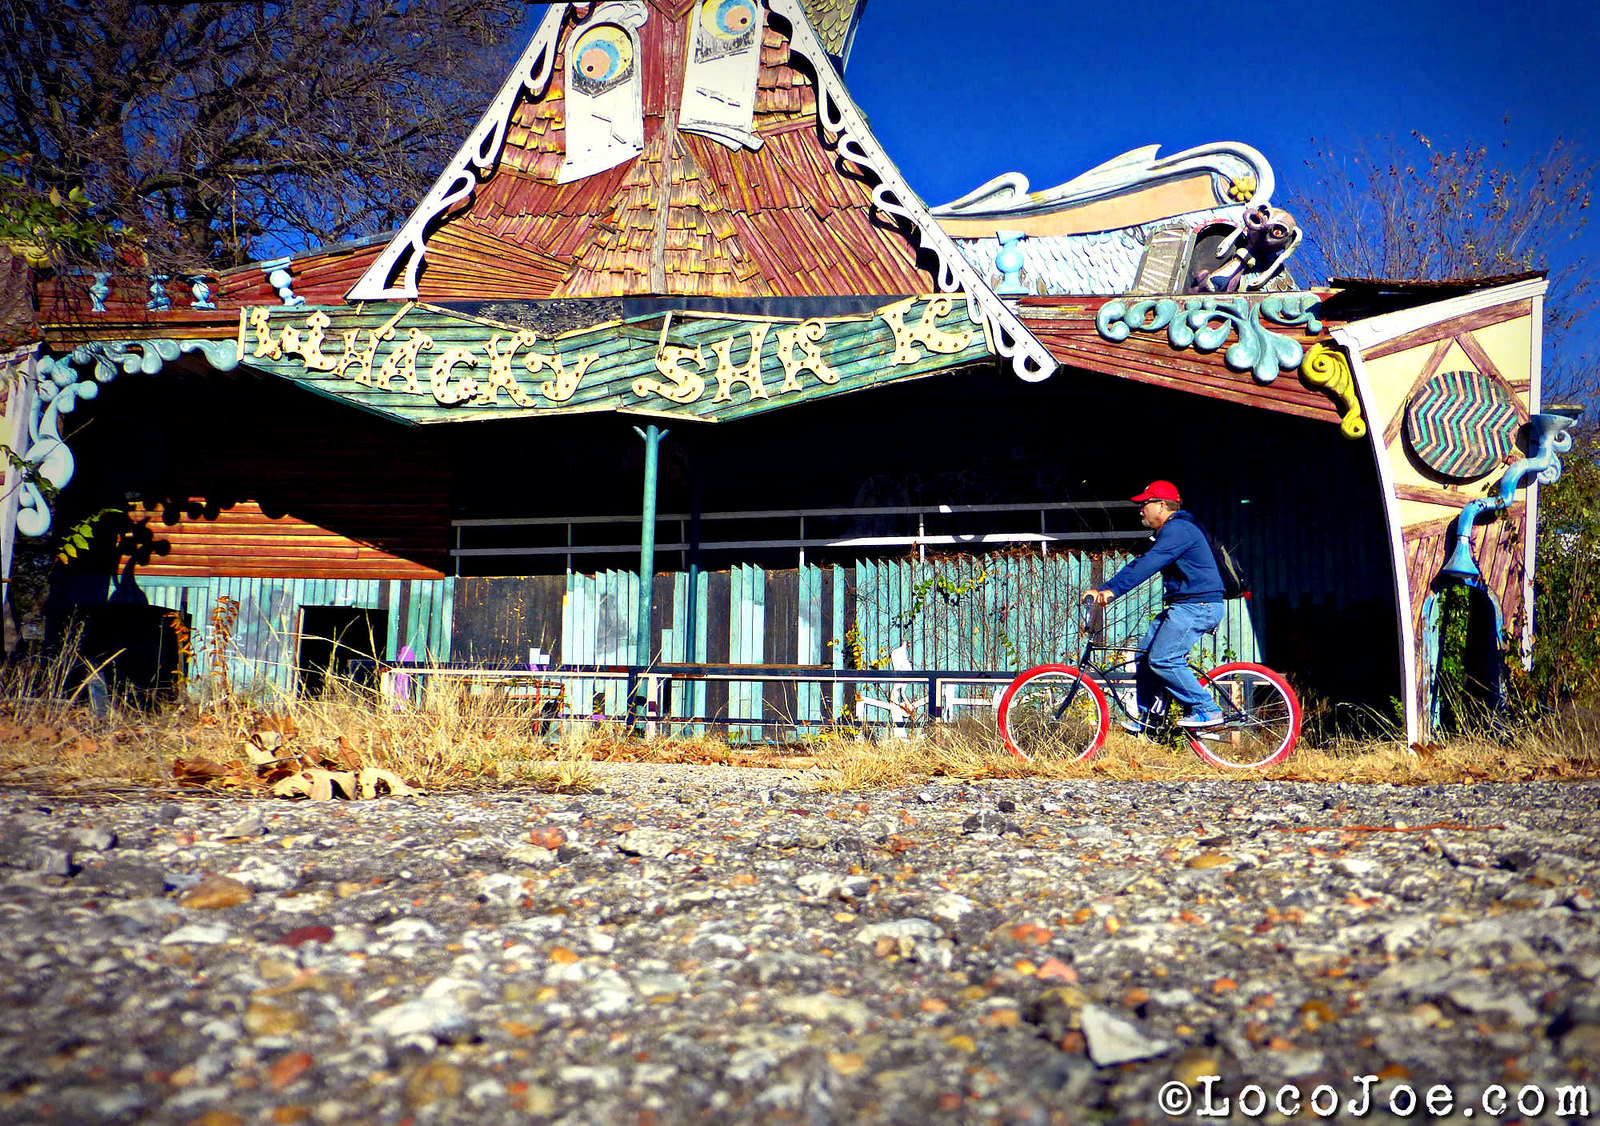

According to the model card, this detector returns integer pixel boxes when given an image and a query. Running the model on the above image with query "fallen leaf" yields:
[827,1052,864,1075]
[174,758,231,785]
[1009,923,1053,945]
[528,826,565,850]
[180,874,254,910]
[244,1002,304,1037]
[1186,851,1230,869]
[275,926,334,949]
[358,768,417,799]
[335,737,361,771]
[266,1051,313,1090]
[243,742,281,766]
[1036,957,1077,983]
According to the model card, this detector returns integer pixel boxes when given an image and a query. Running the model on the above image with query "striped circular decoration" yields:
[1404,370,1521,479]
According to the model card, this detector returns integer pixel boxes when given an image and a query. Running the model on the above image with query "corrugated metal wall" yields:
[120,575,455,700]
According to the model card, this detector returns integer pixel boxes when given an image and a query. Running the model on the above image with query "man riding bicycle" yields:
[1084,480,1225,734]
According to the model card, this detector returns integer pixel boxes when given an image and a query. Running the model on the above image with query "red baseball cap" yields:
[1131,480,1181,504]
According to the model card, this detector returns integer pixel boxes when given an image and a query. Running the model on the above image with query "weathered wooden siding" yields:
[94,378,451,580]
[1020,297,1347,428]
[127,500,446,579]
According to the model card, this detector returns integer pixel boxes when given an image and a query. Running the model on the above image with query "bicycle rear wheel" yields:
[997,665,1109,763]
[1188,663,1300,768]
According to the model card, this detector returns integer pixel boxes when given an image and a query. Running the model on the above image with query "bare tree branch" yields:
[1285,125,1596,404]
[0,0,534,270]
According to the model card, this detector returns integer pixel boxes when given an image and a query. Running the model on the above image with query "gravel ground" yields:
[2,766,1598,1125]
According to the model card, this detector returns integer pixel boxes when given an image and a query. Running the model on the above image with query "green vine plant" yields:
[0,160,110,272]
[54,506,128,565]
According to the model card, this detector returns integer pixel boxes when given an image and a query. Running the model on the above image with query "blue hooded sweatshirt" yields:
[1105,510,1224,604]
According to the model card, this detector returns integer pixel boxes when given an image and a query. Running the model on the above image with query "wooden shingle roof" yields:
[409,10,925,303]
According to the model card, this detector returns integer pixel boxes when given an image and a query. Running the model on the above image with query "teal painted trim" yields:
[386,580,402,661]
[1095,294,1320,384]
[438,577,455,663]
[405,580,424,659]
[838,566,851,716]
[797,565,821,729]
[693,569,709,736]
[633,424,666,673]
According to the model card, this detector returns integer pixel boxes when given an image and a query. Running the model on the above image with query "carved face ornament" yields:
[1243,205,1297,259]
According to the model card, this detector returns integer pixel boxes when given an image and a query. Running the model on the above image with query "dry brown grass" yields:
[2,654,1597,796]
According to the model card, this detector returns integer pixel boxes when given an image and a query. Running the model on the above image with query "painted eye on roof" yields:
[571,24,634,94]
[701,0,757,40]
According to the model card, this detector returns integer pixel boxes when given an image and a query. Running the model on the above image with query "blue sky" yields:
[846,0,1598,295]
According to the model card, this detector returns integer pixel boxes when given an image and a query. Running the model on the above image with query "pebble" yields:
[1,772,1596,1123]
[1081,1004,1171,1066]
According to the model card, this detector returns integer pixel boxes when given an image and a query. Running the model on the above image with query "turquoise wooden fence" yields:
[555,552,1262,734]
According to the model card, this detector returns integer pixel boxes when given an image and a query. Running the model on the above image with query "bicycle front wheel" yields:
[997,665,1109,763]
[1188,663,1301,768]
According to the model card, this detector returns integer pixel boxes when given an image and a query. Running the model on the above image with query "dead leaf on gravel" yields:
[272,767,415,801]
[357,767,417,798]
[334,737,362,771]
[244,740,283,766]
[267,1050,313,1090]
[174,757,231,785]
[180,874,255,909]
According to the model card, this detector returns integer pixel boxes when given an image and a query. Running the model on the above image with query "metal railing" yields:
[373,660,1020,740]
[451,500,1144,572]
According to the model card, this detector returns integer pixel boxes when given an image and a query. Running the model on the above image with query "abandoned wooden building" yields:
[1,0,1577,743]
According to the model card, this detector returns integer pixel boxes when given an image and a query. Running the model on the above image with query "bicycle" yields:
[996,606,1301,769]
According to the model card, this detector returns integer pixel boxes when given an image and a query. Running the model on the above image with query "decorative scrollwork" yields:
[349,7,567,300]
[17,340,240,537]
[1096,294,1322,385]
[769,0,1055,384]
[1300,344,1366,439]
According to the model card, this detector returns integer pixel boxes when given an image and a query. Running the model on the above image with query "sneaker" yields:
[1118,719,1144,735]
[1176,711,1224,729]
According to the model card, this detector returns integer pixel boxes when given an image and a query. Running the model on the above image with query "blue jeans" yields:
[1135,601,1225,719]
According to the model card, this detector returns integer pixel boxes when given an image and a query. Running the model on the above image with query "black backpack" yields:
[1199,524,1250,600]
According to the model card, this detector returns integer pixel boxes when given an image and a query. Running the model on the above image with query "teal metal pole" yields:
[633,425,668,670]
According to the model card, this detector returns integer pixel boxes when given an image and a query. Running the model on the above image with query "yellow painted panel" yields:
[1468,316,1534,388]
[1397,496,1477,529]
[1364,340,1473,436]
